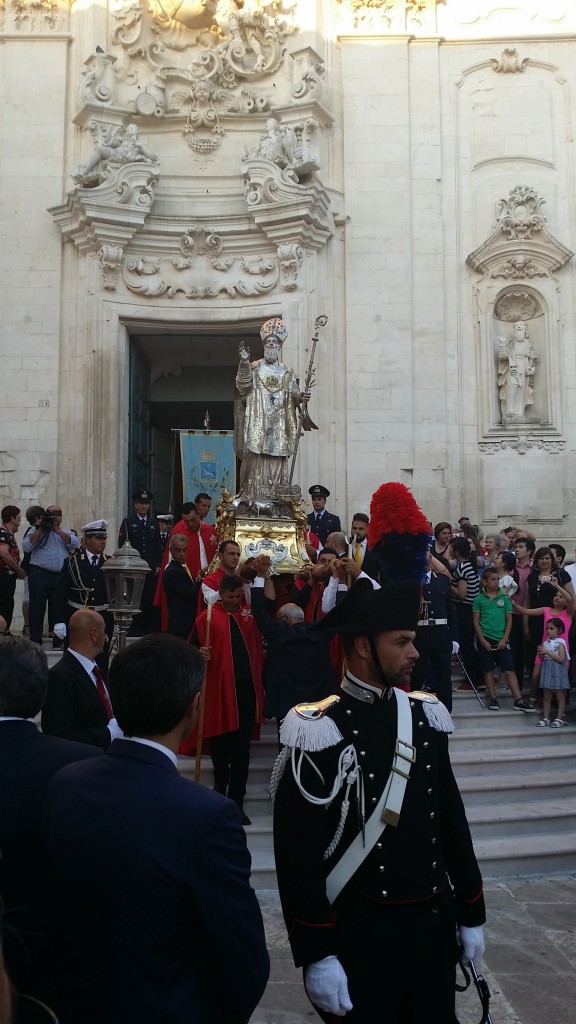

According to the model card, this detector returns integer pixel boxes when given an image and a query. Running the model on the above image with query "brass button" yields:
[418,721,424,728]
[369,773,375,780]
[423,742,429,749]
[346,709,352,716]
[410,701,415,707]
[360,751,366,756]
[426,765,431,771]
[352,729,359,736]
[432,886,438,894]
[371,797,377,804]
[432,861,437,868]
[376,842,383,850]
[381,890,388,898]
[431,837,437,845]
[427,788,432,795]
[430,812,435,819]
[378,865,385,873]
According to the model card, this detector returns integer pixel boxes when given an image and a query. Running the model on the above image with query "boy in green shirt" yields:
[472,568,535,712]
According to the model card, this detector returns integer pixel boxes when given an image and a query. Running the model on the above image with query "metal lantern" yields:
[102,540,151,651]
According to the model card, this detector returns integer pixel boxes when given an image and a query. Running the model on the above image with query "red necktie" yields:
[93,666,113,721]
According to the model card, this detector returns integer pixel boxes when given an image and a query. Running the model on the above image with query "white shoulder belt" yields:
[325,687,414,905]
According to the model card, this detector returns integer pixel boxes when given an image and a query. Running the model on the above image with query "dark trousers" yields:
[314,897,459,1023]
[210,678,255,807]
[28,565,67,644]
[412,634,453,712]
[0,572,17,630]
[455,603,482,686]
[509,614,527,683]
[131,572,159,635]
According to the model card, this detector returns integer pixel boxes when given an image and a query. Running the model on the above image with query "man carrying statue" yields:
[234,316,310,500]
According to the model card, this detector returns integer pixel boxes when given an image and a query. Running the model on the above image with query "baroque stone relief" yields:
[335,0,442,33]
[72,122,160,186]
[123,225,281,298]
[1,0,64,31]
[479,437,565,455]
[491,47,527,74]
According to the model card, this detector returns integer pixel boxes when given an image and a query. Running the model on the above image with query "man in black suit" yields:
[163,533,200,638]
[42,609,123,748]
[411,553,459,712]
[42,635,269,1024]
[118,489,162,633]
[250,558,338,724]
[349,512,380,582]
[307,485,341,546]
[0,637,99,997]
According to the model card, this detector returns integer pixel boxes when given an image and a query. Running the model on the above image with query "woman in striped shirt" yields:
[451,537,482,690]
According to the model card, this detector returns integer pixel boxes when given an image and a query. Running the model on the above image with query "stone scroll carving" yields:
[491,48,528,74]
[335,0,441,33]
[3,0,63,31]
[467,186,574,279]
[122,226,280,299]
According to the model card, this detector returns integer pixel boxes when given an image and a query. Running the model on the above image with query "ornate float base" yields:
[216,487,310,574]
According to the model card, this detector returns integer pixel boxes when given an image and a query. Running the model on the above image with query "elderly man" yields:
[234,316,309,499]
[273,580,485,1023]
[42,634,269,1024]
[0,637,98,998]
[22,503,79,646]
[42,609,123,749]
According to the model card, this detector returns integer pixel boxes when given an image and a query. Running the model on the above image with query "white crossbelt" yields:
[417,617,448,626]
[325,687,414,905]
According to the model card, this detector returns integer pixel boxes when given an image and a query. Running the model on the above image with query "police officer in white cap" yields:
[54,520,114,672]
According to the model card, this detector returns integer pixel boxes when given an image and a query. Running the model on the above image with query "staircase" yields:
[179,690,576,884]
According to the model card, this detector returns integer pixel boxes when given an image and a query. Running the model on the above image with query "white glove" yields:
[53,622,67,640]
[107,718,124,740]
[452,641,460,655]
[458,925,485,964]
[305,956,353,1016]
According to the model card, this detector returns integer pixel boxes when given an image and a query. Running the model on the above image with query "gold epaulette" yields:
[279,695,343,751]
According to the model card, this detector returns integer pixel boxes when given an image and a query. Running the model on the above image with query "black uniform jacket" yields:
[42,651,112,749]
[416,572,459,651]
[273,680,485,968]
[118,515,162,570]
[307,510,341,547]
[163,560,200,638]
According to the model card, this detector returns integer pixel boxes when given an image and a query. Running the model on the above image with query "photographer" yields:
[22,505,79,647]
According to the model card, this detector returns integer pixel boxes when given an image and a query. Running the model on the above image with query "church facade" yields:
[2,0,576,539]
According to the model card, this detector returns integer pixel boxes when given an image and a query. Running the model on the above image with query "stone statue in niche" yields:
[254,117,296,169]
[234,316,308,500]
[497,320,537,421]
[72,124,160,185]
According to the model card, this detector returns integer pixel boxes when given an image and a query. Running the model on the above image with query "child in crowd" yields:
[495,549,518,598]
[472,567,535,712]
[513,579,574,708]
[536,618,570,727]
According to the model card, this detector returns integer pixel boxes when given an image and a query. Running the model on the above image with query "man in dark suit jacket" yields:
[0,637,99,998]
[42,635,269,1024]
[250,564,338,723]
[163,533,200,638]
[307,484,341,546]
[42,609,123,748]
[118,489,162,633]
[349,512,381,582]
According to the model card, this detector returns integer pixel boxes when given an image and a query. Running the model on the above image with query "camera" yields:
[40,511,58,528]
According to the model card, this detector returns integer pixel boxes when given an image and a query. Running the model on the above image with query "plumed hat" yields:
[314,577,420,636]
[260,316,287,345]
[367,482,431,584]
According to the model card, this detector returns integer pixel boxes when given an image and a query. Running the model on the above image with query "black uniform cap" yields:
[309,484,330,499]
[314,578,420,635]
[133,490,153,502]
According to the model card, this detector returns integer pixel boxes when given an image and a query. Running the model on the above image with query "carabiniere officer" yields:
[272,579,485,1024]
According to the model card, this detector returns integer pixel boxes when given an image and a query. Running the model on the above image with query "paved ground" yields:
[252,873,576,1023]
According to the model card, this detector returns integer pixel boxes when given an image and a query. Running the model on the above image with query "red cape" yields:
[154,520,218,629]
[179,602,264,754]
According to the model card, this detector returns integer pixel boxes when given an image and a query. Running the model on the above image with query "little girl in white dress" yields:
[536,617,570,728]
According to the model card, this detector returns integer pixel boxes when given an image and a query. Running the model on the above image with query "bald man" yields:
[41,610,123,749]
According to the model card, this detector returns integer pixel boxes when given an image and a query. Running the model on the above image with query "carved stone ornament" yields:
[277,242,303,290]
[494,291,537,323]
[4,0,63,31]
[98,245,125,291]
[336,0,442,33]
[49,160,159,263]
[466,186,574,279]
[72,122,160,187]
[122,225,281,299]
[241,156,333,254]
[491,48,528,74]
[479,437,565,455]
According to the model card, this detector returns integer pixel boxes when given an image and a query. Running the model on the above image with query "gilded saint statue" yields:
[497,320,537,421]
[234,317,308,500]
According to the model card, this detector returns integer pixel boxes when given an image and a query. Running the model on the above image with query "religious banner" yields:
[179,430,235,525]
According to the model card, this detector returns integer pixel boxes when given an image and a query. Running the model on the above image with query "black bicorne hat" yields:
[313,577,421,636]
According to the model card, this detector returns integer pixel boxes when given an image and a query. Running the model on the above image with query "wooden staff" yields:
[194,602,213,784]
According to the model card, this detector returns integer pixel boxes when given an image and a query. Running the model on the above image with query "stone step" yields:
[449,725,576,750]
[457,768,576,806]
[467,798,576,838]
[474,831,576,878]
[451,743,576,777]
[178,755,274,786]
